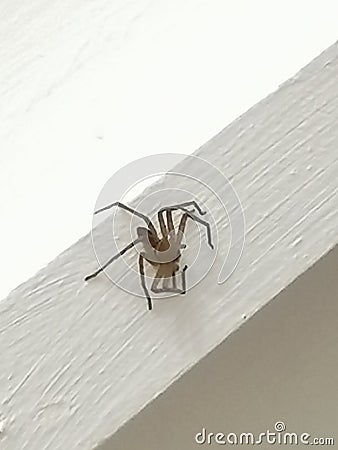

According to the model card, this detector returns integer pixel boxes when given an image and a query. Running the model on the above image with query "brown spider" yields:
[85,201,214,310]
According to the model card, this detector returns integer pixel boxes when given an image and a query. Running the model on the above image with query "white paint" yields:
[1,42,338,449]
[98,243,338,450]
[1,0,338,300]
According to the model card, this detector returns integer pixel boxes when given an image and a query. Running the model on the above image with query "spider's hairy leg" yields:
[94,201,158,237]
[84,239,140,281]
[179,212,214,249]
[139,255,153,310]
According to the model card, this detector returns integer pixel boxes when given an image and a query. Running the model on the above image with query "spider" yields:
[84,201,214,310]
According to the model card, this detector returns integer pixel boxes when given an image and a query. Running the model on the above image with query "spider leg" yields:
[178,212,214,249]
[155,265,188,295]
[162,273,181,294]
[168,265,188,294]
[151,269,164,293]
[158,204,205,243]
[157,210,168,238]
[157,207,185,244]
[94,201,158,237]
[139,255,153,310]
[163,201,207,216]
[163,276,172,291]
[181,264,188,294]
[156,208,181,246]
[155,201,206,241]
[84,239,140,281]
[171,270,177,289]
[166,209,174,233]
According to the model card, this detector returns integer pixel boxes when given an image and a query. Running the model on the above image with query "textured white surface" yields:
[1,0,338,301]
[97,243,338,450]
[1,42,338,449]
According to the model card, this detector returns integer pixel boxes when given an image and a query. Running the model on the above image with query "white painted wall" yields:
[96,243,338,449]
[1,0,338,300]
[1,41,338,449]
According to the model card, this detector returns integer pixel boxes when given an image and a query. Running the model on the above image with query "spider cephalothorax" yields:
[85,201,214,310]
